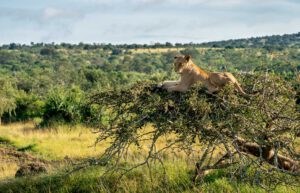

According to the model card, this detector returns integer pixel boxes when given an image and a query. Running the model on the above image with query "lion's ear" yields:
[184,55,191,61]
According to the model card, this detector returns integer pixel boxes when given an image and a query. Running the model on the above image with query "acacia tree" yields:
[89,73,300,189]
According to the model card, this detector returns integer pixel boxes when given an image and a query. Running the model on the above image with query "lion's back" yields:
[209,72,237,85]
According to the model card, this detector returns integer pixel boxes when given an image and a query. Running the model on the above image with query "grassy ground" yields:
[1,163,297,193]
[0,123,299,193]
[0,122,101,161]
[0,122,102,180]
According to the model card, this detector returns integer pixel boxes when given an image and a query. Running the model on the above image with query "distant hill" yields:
[1,32,300,50]
[199,32,300,49]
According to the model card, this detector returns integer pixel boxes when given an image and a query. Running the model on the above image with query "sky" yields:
[0,0,300,44]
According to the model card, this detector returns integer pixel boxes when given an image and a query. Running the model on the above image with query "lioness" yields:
[160,55,246,95]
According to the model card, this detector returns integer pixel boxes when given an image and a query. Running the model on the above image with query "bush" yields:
[0,80,17,124]
[40,48,57,56]
[41,86,85,126]
[7,92,44,122]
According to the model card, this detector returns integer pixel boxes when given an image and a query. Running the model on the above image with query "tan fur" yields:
[160,55,246,95]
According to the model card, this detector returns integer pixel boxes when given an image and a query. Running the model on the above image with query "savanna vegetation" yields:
[0,32,300,192]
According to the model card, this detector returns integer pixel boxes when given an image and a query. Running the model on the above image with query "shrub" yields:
[0,80,17,124]
[41,86,84,126]
[8,92,44,122]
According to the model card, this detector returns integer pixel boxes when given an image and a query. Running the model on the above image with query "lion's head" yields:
[173,55,191,73]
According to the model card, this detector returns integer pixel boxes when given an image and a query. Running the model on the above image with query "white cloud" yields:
[43,7,61,19]
[42,7,84,20]
[0,0,299,44]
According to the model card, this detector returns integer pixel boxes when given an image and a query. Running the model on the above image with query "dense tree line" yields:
[0,34,299,125]
[200,32,300,49]
[1,32,299,51]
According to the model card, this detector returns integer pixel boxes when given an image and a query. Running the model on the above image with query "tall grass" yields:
[1,123,299,193]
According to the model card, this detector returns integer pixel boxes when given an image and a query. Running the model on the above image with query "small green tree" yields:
[0,80,16,125]
[41,86,84,126]
[12,92,44,121]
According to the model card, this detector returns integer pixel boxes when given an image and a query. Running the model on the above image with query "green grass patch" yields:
[17,143,37,152]
[1,164,299,193]
[0,136,13,145]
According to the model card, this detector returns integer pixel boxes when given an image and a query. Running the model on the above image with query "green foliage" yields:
[41,86,85,126]
[0,38,299,124]
[0,79,17,123]
[200,32,300,48]
[17,144,37,152]
[180,48,200,59]
[40,48,57,56]
[0,136,13,145]
[10,93,44,122]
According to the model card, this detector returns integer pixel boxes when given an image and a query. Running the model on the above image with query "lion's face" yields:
[173,55,191,73]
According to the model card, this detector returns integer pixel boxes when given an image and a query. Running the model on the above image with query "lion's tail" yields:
[234,82,247,96]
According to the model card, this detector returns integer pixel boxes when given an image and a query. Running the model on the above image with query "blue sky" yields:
[0,0,300,44]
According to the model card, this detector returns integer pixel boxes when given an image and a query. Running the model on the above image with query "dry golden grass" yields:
[0,122,103,160]
[0,122,105,179]
[0,122,212,161]
[0,122,203,179]
[0,162,19,180]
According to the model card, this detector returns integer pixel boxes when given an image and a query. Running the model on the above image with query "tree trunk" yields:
[235,138,299,173]
[194,138,299,183]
